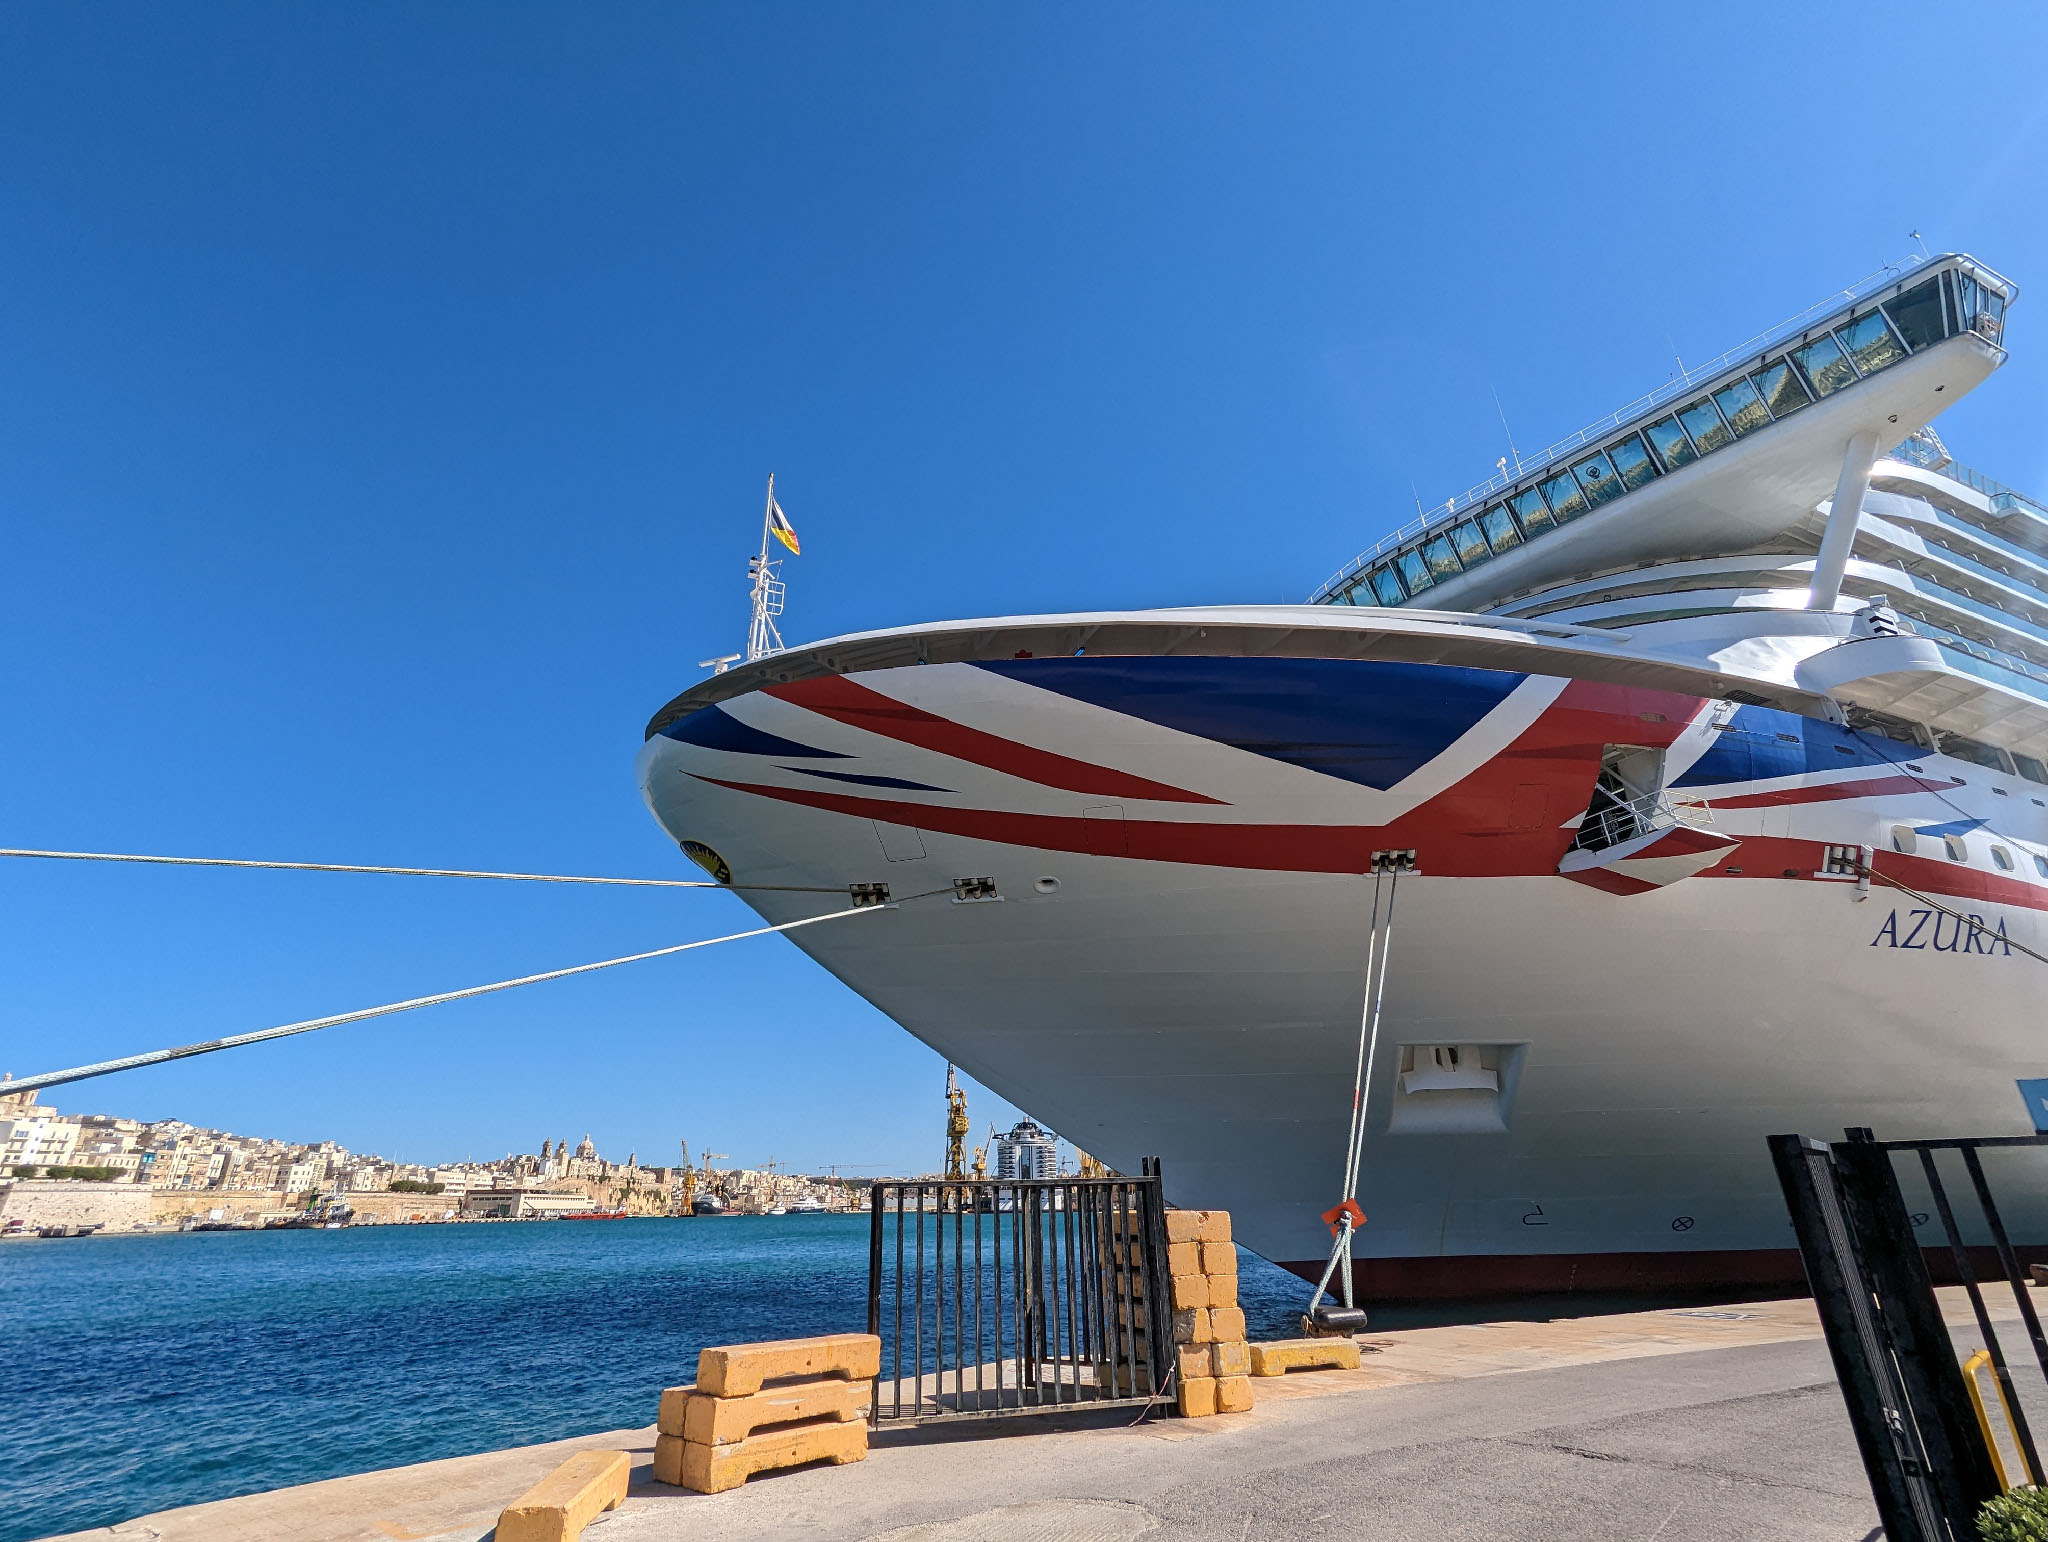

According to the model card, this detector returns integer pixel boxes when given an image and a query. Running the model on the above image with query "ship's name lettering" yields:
[1870,907,2013,956]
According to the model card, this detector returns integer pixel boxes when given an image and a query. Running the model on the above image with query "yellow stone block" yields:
[1246,1338,1364,1376]
[1165,1209,1231,1243]
[1199,1241,1237,1276]
[1175,1343,1215,1380]
[1171,1306,1212,1345]
[1177,1375,1218,1417]
[1215,1375,1255,1413]
[657,1379,869,1443]
[662,1419,868,1494]
[1169,1272,1211,1309]
[1166,1240,1201,1276]
[496,1449,629,1542]
[1212,1339,1251,1377]
[1204,1272,1238,1310]
[695,1333,881,1398]
[1208,1307,1245,1343]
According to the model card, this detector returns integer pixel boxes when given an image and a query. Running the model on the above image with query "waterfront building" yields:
[994,1119,1061,1181]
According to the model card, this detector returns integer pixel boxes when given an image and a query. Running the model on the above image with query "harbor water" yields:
[1,1216,1309,1541]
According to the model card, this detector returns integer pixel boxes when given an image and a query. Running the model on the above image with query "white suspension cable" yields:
[0,847,846,892]
[1,902,885,1097]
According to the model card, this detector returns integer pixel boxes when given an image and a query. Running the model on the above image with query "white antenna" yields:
[745,473,787,665]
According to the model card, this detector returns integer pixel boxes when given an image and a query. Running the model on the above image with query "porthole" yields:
[1034,877,1061,894]
[1891,826,1919,855]
[1945,835,1971,863]
[2035,855,2048,880]
[1993,846,2015,872]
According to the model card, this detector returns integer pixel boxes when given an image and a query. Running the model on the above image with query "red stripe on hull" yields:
[766,675,1224,804]
[1705,772,1966,809]
[1277,1246,2048,1303]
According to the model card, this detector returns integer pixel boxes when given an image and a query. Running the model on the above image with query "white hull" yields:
[638,613,2048,1294]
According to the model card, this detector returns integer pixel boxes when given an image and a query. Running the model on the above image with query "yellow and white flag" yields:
[768,496,801,555]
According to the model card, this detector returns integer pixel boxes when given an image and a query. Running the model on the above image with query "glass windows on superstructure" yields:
[1538,469,1589,523]
[1570,451,1626,507]
[1606,433,1661,491]
[1370,565,1407,606]
[1479,503,1523,553]
[1422,535,1463,581]
[1884,277,1947,353]
[2014,754,2048,787]
[1644,416,1697,471]
[1749,358,1812,419]
[1677,397,1734,455]
[1712,378,1772,438]
[1396,548,1434,595]
[1510,486,1555,536]
[1837,312,1908,376]
[1450,520,1492,568]
[1792,333,1857,397]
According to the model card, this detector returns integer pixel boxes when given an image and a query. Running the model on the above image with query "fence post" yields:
[1768,1133,1945,1542]
[1834,1130,2004,1525]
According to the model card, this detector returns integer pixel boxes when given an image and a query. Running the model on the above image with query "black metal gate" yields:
[1770,1127,2048,1542]
[866,1157,1173,1423]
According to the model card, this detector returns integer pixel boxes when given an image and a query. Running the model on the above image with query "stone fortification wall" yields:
[149,1189,290,1224]
[0,1179,154,1231]
[343,1191,462,1224]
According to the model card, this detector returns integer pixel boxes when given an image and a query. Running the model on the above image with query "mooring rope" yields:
[1308,860,1403,1319]
[1,902,887,1097]
[0,847,846,893]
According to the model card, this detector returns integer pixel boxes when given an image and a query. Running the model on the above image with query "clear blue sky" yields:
[2,4,2044,1174]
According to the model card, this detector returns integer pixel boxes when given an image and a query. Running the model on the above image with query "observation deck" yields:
[1313,255,2016,615]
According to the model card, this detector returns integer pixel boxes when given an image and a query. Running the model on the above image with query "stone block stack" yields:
[652,1332,878,1494]
[1166,1209,1253,1417]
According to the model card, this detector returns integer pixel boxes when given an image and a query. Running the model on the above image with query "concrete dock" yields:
[51,1288,2035,1542]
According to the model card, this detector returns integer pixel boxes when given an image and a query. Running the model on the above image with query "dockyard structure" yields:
[993,1119,1061,1181]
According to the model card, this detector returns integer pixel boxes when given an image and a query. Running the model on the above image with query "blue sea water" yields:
[2,1218,1310,1541]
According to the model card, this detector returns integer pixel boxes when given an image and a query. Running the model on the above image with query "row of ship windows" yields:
[1887,827,2046,877]
[1332,268,2008,610]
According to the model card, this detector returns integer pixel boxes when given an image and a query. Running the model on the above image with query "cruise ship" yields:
[639,253,2043,1299]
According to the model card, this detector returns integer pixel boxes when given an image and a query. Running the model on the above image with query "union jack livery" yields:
[641,253,2047,1298]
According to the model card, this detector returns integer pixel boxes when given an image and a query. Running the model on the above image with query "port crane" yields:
[943,1064,970,1182]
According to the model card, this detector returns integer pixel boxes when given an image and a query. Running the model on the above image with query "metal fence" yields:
[866,1158,1173,1424]
[1770,1126,2048,1542]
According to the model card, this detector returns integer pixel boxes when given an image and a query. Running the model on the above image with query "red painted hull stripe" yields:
[765,675,1225,805]
[1704,772,1967,810]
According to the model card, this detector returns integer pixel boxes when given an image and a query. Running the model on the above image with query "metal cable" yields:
[1,902,888,1097]
[0,847,846,893]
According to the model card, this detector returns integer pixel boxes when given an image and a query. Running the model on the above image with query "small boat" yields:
[690,1194,728,1216]
[765,1205,788,1216]
[786,1198,827,1215]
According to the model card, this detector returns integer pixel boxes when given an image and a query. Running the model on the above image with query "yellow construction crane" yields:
[971,1121,997,1181]
[1075,1149,1108,1179]
[944,1063,970,1182]
[677,1140,693,1212]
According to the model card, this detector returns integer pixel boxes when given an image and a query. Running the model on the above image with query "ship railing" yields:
[1312,252,1966,601]
[1568,789,1713,856]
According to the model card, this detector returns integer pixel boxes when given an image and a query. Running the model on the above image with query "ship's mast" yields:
[745,473,786,663]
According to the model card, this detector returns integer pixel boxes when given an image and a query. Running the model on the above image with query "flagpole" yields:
[745,472,785,663]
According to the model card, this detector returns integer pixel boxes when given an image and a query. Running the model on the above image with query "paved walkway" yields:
[60,1290,2025,1542]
